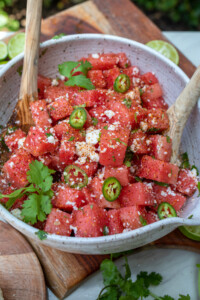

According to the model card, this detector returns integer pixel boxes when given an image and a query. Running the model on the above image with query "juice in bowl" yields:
[0,34,200,254]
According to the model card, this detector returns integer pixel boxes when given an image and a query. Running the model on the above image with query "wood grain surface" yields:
[0,221,46,300]
[1,0,198,299]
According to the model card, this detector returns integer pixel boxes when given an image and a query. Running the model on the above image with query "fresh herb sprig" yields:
[58,60,95,90]
[97,256,191,300]
[0,160,55,225]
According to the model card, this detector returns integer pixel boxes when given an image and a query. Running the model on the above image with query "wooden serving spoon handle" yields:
[16,0,42,132]
[167,65,200,164]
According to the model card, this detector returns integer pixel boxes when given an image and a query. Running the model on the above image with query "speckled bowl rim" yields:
[0,34,200,247]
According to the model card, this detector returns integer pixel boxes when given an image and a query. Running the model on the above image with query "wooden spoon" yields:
[167,65,200,164]
[16,0,43,132]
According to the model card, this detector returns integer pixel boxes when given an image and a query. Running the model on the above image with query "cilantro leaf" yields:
[178,295,191,300]
[52,33,65,39]
[180,152,190,169]
[72,60,92,76]
[124,257,131,280]
[35,230,48,240]
[137,271,162,288]
[65,74,95,90]
[160,296,174,300]
[58,61,79,78]
[100,259,123,286]
[21,194,40,224]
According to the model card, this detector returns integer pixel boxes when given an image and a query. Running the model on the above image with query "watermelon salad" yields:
[0,52,198,239]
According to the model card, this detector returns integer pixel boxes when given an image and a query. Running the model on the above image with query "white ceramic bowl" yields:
[0,34,200,254]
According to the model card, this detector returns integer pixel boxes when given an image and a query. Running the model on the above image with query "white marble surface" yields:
[0,31,200,299]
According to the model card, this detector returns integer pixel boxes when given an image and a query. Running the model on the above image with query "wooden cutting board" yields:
[0,221,46,300]
[2,0,198,299]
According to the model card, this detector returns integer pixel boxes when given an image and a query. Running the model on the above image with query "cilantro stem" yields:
[97,284,119,300]
[197,264,200,298]
[149,291,163,300]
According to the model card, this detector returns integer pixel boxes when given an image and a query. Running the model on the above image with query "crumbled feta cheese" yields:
[75,141,99,162]
[104,110,115,119]
[18,137,26,148]
[86,126,100,145]
[47,135,56,144]
[91,53,99,59]
[51,78,59,86]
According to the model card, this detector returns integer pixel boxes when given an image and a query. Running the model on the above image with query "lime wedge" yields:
[146,40,179,65]
[0,11,9,28]
[0,41,7,61]
[179,225,200,241]
[8,33,25,60]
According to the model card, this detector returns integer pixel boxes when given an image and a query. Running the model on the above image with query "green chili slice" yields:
[114,74,130,93]
[69,107,87,129]
[102,177,121,202]
[64,165,88,189]
[157,202,177,220]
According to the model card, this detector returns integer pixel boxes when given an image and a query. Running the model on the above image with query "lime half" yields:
[8,33,25,60]
[179,225,200,241]
[0,41,7,61]
[146,40,179,65]
[0,11,9,28]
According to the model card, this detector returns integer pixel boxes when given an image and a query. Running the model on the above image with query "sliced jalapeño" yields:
[69,107,87,129]
[102,177,121,202]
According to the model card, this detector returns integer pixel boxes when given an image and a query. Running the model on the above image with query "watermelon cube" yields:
[119,182,155,206]
[87,70,106,89]
[129,106,147,128]
[37,74,51,99]
[59,136,76,165]
[3,149,34,188]
[89,105,112,124]
[129,130,150,154]
[147,109,169,132]
[44,208,72,236]
[141,83,163,102]
[74,160,98,177]
[145,210,159,224]
[70,89,107,107]
[149,134,172,162]
[30,100,52,127]
[137,155,179,185]
[104,165,130,186]
[89,177,121,209]
[47,98,73,121]
[153,184,186,212]
[143,96,168,110]
[44,85,80,103]
[107,209,123,235]
[72,203,108,237]
[81,53,119,70]
[119,206,143,230]
[123,66,140,78]
[24,126,59,157]
[103,67,120,89]
[176,169,197,196]
[140,72,158,85]
[54,120,85,141]
[4,129,26,152]
[52,183,87,212]
[105,99,132,126]
[99,124,130,167]
[116,53,131,68]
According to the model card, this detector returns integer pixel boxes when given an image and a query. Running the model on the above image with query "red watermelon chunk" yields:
[3,149,34,188]
[103,67,120,89]
[52,183,87,212]
[104,165,130,186]
[116,53,131,68]
[89,177,121,209]
[153,184,186,212]
[24,126,59,157]
[72,203,108,237]
[38,153,52,167]
[30,100,52,127]
[145,210,159,224]
[141,83,163,102]
[106,100,132,126]
[123,66,140,78]
[81,53,119,70]
[89,105,112,124]
[143,96,168,110]
[137,155,179,185]
[44,85,80,103]
[74,159,98,177]
[107,209,123,235]
[119,182,155,206]
[119,206,143,231]
[140,72,158,85]
[59,137,76,165]
[149,135,172,162]
[54,120,85,141]
[4,129,26,152]
[70,89,107,107]
[44,208,72,236]
[38,74,51,99]
[176,169,197,196]
[47,98,73,121]
[87,70,106,89]
[99,124,130,167]
[147,109,169,132]
[130,106,148,128]
[129,130,150,154]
